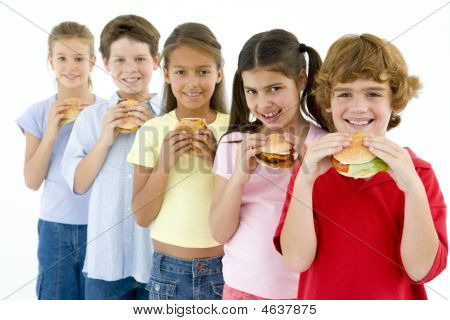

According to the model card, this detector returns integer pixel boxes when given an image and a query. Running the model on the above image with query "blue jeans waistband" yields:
[152,250,223,276]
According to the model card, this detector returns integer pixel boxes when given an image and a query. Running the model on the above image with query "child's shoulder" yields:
[24,95,55,114]
[140,109,177,132]
[219,131,246,143]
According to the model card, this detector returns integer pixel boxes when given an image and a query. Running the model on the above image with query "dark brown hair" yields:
[161,22,227,114]
[99,15,160,60]
[314,33,421,130]
[228,29,330,135]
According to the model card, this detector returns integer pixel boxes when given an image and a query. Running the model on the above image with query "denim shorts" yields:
[147,251,224,300]
[85,276,148,300]
[36,219,87,300]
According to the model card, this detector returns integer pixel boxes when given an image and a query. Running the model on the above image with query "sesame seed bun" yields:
[333,132,375,164]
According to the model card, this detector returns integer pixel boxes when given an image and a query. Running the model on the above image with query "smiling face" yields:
[164,45,222,114]
[329,79,393,136]
[241,68,306,131]
[49,38,94,90]
[104,37,158,100]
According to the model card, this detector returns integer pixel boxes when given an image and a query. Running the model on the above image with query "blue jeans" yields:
[147,251,224,300]
[85,276,148,300]
[36,219,87,300]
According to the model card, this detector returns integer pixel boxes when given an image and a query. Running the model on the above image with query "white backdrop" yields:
[1,0,449,300]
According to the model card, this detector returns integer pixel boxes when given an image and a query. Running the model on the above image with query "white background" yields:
[1,0,449,301]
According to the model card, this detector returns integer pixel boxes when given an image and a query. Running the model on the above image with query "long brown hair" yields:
[161,22,227,114]
[228,29,330,135]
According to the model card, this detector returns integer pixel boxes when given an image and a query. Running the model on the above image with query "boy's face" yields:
[104,37,158,100]
[328,79,392,136]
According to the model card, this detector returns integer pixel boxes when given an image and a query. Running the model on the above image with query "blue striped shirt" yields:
[61,93,160,283]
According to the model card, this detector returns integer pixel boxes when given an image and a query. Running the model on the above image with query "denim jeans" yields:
[85,276,148,300]
[147,250,224,300]
[36,219,87,300]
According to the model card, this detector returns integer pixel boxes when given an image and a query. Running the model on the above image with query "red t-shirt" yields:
[274,148,447,299]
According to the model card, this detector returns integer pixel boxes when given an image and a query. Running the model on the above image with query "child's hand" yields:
[43,100,70,142]
[300,133,351,184]
[99,103,128,147]
[157,130,193,172]
[364,136,421,193]
[125,103,153,127]
[283,132,307,162]
[231,133,266,186]
[192,129,217,168]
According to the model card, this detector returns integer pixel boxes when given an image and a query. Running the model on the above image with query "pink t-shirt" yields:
[212,124,327,299]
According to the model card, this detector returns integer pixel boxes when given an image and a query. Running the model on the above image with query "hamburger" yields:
[331,132,388,179]
[176,118,208,153]
[116,99,141,134]
[255,133,296,169]
[60,98,81,126]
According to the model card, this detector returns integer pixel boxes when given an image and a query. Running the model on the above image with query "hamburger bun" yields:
[60,98,81,126]
[116,99,141,134]
[255,133,295,169]
[176,118,208,133]
[332,132,388,178]
[176,118,208,153]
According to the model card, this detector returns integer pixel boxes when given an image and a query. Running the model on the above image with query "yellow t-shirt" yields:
[127,110,230,248]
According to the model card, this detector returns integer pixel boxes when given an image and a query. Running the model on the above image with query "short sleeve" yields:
[16,101,48,139]
[212,132,242,180]
[411,165,447,284]
[61,108,98,194]
[127,120,160,168]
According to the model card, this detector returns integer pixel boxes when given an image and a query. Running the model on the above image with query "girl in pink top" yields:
[210,29,330,299]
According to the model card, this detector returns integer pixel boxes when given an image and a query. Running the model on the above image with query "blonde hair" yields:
[48,21,95,88]
[314,33,421,130]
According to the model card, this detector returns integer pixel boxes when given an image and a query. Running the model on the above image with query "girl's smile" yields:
[242,68,306,131]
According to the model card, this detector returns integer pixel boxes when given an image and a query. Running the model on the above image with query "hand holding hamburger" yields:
[116,99,153,134]
[255,133,296,169]
[331,132,388,178]
[60,98,83,126]
[175,118,218,167]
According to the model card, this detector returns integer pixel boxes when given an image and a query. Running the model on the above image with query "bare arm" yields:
[209,175,245,244]
[23,101,70,190]
[280,176,317,272]
[132,164,172,227]
[401,183,439,281]
[73,139,111,194]
[23,133,55,190]
[209,134,266,244]
[132,130,192,227]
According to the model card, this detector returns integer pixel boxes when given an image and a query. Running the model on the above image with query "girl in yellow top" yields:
[127,22,229,300]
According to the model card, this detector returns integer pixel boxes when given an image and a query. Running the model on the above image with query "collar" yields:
[107,92,161,116]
